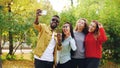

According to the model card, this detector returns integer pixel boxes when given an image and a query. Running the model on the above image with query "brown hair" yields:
[92,20,100,36]
[62,22,74,42]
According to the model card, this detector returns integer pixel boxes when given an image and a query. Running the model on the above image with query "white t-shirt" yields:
[34,33,56,62]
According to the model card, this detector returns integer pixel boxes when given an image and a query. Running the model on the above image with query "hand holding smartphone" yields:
[36,9,47,16]
[41,10,47,15]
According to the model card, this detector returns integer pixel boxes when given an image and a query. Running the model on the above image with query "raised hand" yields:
[98,23,103,28]
[36,9,42,16]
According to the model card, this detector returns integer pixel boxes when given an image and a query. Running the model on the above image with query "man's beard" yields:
[50,23,57,30]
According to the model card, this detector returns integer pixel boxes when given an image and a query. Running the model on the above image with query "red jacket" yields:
[85,28,107,58]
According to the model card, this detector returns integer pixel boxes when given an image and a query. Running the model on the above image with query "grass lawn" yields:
[99,61,120,68]
[1,52,120,68]
[2,60,34,68]
[2,52,34,68]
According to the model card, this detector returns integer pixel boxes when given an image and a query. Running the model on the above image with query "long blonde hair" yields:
[74,18,88,35]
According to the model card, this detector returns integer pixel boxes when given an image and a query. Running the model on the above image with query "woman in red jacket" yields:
[85,20,107,68]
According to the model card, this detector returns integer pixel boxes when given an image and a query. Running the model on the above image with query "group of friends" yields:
[33,9,107,68]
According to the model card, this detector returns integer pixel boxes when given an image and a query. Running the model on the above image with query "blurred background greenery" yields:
[0,0,120,68]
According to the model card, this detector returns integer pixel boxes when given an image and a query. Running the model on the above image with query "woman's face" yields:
[88,22,97,32]
[77,20,85,30]
[62,23,70,35]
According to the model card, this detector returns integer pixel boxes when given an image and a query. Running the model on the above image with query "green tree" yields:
[0,0,57,60]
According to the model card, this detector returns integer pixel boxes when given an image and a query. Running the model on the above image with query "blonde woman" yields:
[71,18,88,68]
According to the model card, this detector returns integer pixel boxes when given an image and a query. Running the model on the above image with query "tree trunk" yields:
[8,31,13,55]
[0,33,2,55]
[71,0,73,7]
[8,2,13,55]
[13,42,23,55]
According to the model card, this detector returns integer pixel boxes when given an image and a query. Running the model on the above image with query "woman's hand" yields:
[98,23,103,28]
[57,33,62,46]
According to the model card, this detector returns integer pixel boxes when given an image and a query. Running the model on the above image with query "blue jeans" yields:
[34,58,53,68]
[71,58,86,68]
[85,58,100,68]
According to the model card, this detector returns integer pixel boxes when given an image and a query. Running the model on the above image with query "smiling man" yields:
[33,9,60,68]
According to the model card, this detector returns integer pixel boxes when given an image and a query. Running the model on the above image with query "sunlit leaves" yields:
[0,0,57,54]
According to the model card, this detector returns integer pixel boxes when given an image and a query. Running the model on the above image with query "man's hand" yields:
[34,9,42,25]
[36,9,42,16]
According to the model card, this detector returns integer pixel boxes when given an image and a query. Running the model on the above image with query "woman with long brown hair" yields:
[85,20,107,68]
[57,22,77,68]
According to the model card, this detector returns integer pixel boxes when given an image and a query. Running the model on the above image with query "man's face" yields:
[50,17,59,30]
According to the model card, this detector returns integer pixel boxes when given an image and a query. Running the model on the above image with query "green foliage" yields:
[0,0,58,55]
[6,54,16,60]
[100,0,120,64]
[1,56,6,61]
[59,0,120,64]
[60,9,76,29]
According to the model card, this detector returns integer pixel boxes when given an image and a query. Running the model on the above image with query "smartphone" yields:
[40,10,47,15]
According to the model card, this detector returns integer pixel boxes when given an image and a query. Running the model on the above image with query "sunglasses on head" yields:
[52,19,59,23]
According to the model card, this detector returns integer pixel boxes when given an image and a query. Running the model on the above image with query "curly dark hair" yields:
[53,15,60,19]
